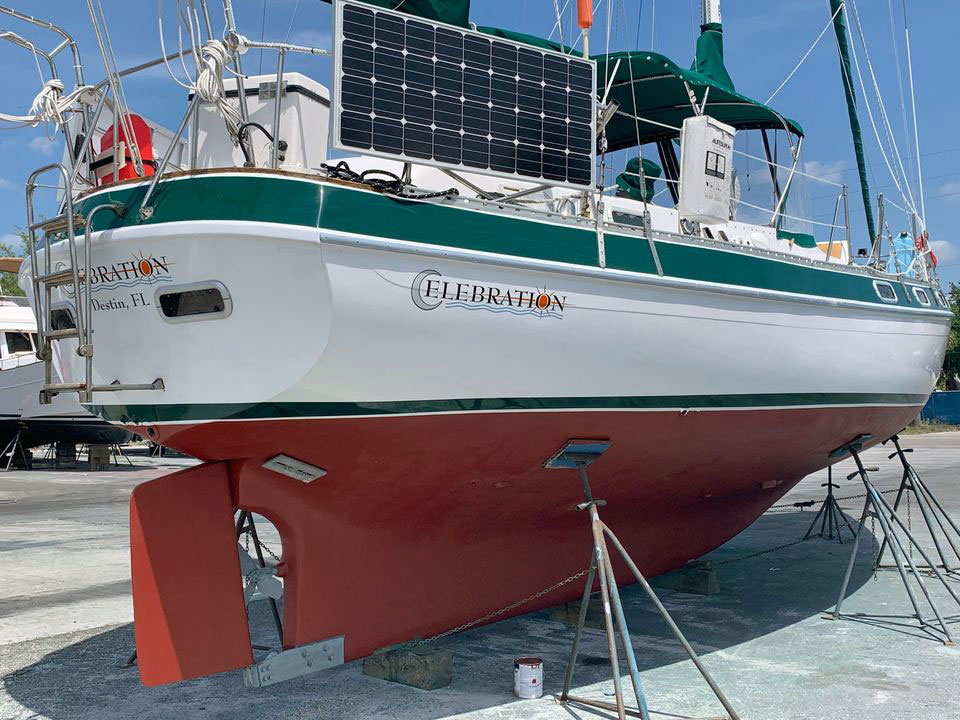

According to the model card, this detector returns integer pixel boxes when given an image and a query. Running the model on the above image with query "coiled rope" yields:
[0,79,94,128]
[159,0,242,139]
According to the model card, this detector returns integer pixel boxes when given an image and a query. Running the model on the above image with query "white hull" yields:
[27,215,947,416]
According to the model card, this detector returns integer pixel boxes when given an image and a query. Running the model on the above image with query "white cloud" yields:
[0,178,15,191]
[937,180,960,205]
[803,160,851,182]
[28,135,58,157]
[931,240,957,264]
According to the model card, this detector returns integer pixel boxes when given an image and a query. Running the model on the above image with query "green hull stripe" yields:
[92,392,928,423]
[78,174,936,310]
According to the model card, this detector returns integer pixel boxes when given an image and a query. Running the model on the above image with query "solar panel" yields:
[332,0,597,189]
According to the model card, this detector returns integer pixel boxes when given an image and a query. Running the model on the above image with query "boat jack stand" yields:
[874,434,960,576]
[803,467,856,543]
[1,431,32,471]
[827,435,960,645]
[545,440,741,720]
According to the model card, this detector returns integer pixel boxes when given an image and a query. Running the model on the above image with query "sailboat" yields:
[3,0,947,687]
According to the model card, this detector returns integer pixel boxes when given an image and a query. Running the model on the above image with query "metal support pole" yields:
[272,50,286,169]
[829,442,959,644]
[78,203,125,402]
[561,559,597,701]
[140,95,201,218]
[602,525,741,720]
[601,543,650,720]
[557,448,737,720]
[879,436,960,569]
[830,497,870,620]
[221,0,249,124]
[843,184,852,262]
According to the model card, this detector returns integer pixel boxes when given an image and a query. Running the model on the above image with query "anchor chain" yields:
[239,526,281,563]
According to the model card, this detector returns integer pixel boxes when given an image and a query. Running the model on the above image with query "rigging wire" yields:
[847,0,919,221]
[258,0,266,73]
[901,0,926,226]
[764,3,842,105]
[551,0,565,49]
[886,0,914,188]
[284,0,303,44]
[844,0,917,223]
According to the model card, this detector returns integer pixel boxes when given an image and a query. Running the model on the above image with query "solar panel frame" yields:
[331,0,597,190]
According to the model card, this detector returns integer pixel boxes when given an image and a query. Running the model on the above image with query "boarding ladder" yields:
[25,163,164,404]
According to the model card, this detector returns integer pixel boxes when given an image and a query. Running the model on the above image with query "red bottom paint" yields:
[130,404,918,685]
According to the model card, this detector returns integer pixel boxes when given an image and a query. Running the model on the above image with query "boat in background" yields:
[0,296,131,454]
[3,0,949,690]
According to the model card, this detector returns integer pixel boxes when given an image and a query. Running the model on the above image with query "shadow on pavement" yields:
[3,509,874,720]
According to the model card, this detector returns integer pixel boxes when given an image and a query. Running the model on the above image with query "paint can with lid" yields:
[513,656,543,698]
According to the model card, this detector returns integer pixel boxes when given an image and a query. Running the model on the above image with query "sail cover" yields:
[691,22,734,91]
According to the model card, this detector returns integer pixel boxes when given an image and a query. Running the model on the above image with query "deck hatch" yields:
[331,0,597,189]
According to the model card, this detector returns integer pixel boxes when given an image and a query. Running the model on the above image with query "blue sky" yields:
[2,1,959,283]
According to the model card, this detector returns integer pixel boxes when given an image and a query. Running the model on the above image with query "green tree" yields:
[0,230,28,297]
[939,282,960,389]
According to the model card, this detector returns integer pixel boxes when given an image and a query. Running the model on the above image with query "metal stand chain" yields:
[546,440,740,720]
[827,434,960,645]
[236,510,283,644]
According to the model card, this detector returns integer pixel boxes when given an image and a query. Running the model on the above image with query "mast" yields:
[701,0,721,25]
[829,0,877,246]
[693,0,733,90]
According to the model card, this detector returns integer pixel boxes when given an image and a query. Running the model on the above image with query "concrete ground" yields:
[2,435,960,720]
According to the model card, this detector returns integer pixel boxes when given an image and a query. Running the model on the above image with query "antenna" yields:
[701,0,721,25]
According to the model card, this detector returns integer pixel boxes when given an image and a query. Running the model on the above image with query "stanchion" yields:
[545,440,740,720]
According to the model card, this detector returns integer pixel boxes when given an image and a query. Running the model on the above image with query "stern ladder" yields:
[25,163,164,403]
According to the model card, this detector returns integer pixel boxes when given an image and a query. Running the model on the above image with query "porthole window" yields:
[702,227,714,240]
[913,287,931,306]
[156,282,231,323]
[873,281,898,303]
[936,290,948,307]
